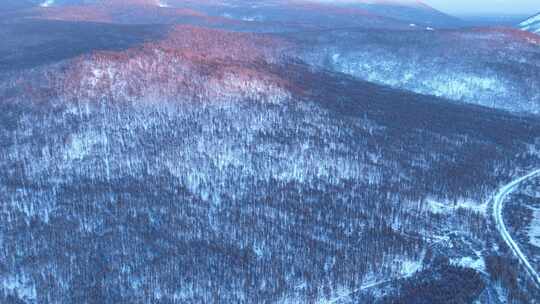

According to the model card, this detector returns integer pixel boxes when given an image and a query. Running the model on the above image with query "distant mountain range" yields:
[172,0,462,28]
[0,0,462,29]
[519,13,540,34]
[317,0,462,27]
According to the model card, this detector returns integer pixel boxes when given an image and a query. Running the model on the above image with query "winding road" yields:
[492,169,540,288]
[322,169,540,303]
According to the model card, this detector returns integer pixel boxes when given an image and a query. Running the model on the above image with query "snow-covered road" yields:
[492,169,540,288]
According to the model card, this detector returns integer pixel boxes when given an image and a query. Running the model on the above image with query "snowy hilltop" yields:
[519,13,540,34]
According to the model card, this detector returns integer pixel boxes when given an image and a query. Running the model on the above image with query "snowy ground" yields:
[425,198,487,215]
[451,256,486,274]
[528,206,540,248]
[40,0,55,7]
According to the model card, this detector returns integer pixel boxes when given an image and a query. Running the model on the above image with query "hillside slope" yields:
[292,27,540,114]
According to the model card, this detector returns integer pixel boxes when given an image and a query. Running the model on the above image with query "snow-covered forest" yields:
[1,1,540,303]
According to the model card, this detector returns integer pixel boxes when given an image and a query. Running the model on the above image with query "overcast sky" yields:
[423,0,539,16]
